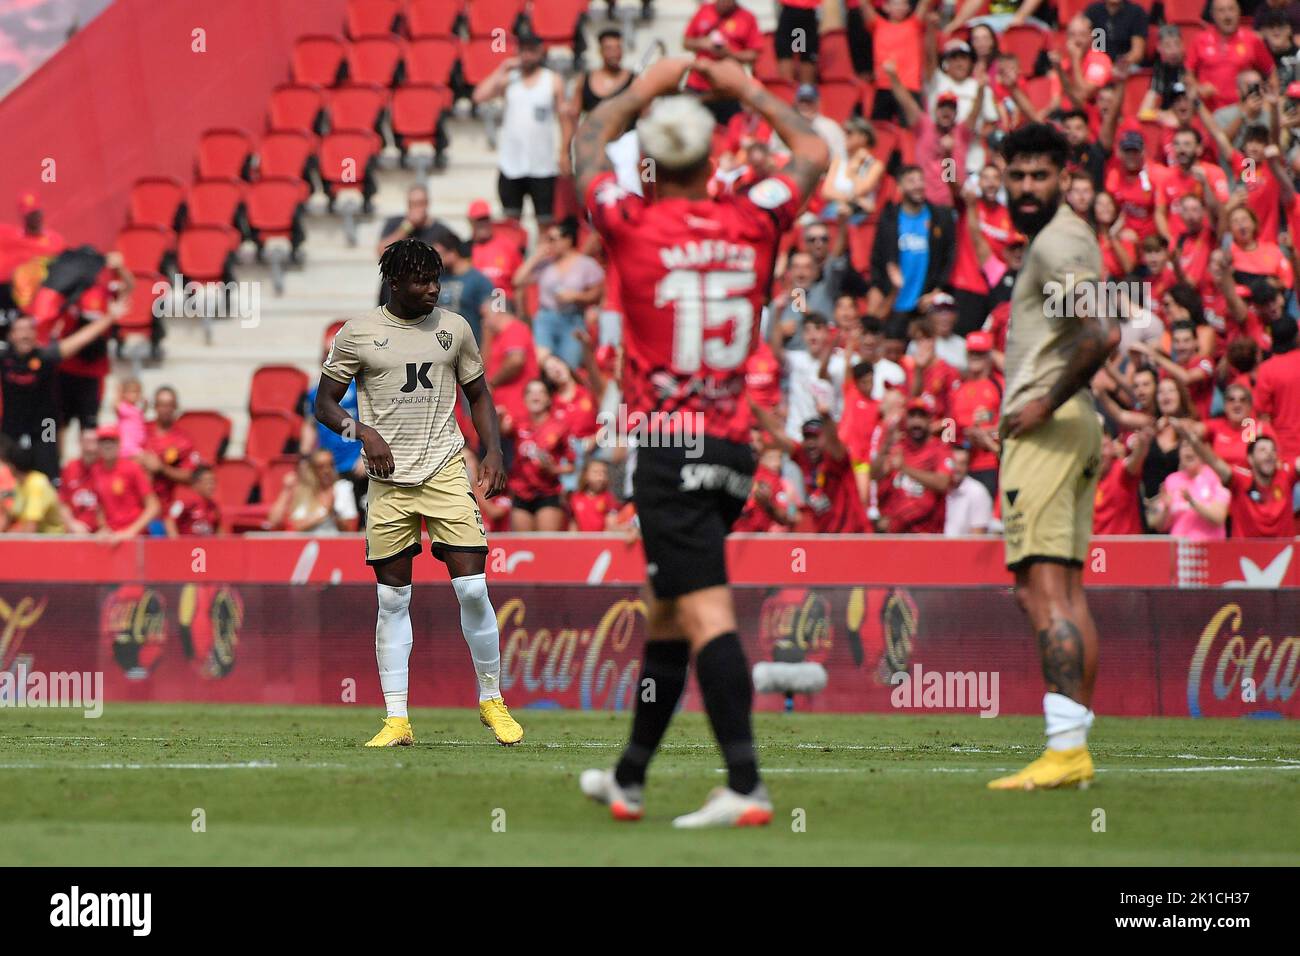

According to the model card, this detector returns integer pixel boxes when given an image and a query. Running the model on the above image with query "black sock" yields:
[614,639,690,788]
[694,632,759,795]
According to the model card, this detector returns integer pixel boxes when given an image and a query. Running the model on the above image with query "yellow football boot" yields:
[364,716,414,747]
[987,746,1095,790]
[479,697,524,746]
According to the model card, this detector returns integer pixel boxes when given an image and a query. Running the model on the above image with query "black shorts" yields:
[498,174,556,223]
[632,437,755,599]
[952,287,991,337]
[513,493,564,514]
[775,4,820,61]
[57,371,102,430]
[870,88,920,125]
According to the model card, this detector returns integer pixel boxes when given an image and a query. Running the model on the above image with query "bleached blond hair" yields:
[635,95,716,172]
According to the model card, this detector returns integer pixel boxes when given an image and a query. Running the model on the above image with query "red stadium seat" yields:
[196,128,253,181]
[1164,0,1205,23]
[246,178,310,242]
[213,459,259,508]
[119,271,164,334]
[1001,25,1046,77]
[319,129,382,195]
[1024,75,1055,114]
[115,226,174,274]
[405,0,462,38]
[292,35,346,86]
[755,34,780,83]
[461,36,515,87]
[819,80,861,123]
[176,411,233,464]
[245,411,300,464]
[268,83,327,135]
[128,177,184,230]
[529,0,588,47]
[1122,69,1153,119]
[818,29,857,82]
[405,37,460,86]
[859,84,876,118]
[250,364,310,418]
[1056,0,1089,24]
[391,84,452,145]
[346,37,403,86]
[328,83,390,133]
[177,225,239,283]
[346,0,401,38]
[257,129,319,181]
[186,178,245,229]
[468,0,524,38]
[259,455,299,505]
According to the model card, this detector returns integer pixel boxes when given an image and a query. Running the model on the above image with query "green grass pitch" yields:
[0,705,1296,865]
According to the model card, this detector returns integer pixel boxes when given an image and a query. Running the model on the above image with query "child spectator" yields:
[569,459,620,532]
[89,424,159,539]
[864,0,932,124]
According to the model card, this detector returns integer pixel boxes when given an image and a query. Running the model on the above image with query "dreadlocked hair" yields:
[379,238,443,284]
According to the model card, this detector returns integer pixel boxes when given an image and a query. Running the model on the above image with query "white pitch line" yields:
[0,761,348,770]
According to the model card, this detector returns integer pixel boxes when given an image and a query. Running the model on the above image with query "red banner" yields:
[0,535,1295,587]
[2,582,1296,718]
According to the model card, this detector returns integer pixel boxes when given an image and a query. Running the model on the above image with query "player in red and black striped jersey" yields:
[574,56,829,829]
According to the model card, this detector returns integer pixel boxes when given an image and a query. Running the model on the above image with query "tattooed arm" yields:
[693,57,830,204]
[1004,310,1121,438]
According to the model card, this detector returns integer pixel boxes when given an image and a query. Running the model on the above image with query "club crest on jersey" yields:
[748,177,792,210]
[436,330,453,350]
[372,338,389,349]
[595,180,627,208]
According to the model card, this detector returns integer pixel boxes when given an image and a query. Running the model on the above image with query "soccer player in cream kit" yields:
[990,124,1121,790]
[314,239,523,748]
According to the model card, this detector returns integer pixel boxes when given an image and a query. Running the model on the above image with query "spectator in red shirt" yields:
[139,386,200,506]
[508,380,574,531]
[165,464,221,536]
[89,424,159,539]
[542,353,599,442]
[485,309,540,439]
[733,446,800,533]
[1203,118,1293,244]
[1092,428,1152,535]
[872,395,953,533]
[682,0,764,124]
[469,200,523,301]
[1255,315,1300,463]
[751,398,867,534]
[568,458,620,532]
[0,192,66,292]
[902,320,961,421]
[948,331,1002,499]
[1105,129,1168,241]
[864,0,932,124]
[1205,382,1266,469]
[1226,202,1293,290]
[59,430,102,534]
[1176,420,1299,537]
[1188,0,1276,109]
[841,360,881,503]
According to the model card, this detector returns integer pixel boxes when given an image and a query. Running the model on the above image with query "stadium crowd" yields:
[1,0,1299,541]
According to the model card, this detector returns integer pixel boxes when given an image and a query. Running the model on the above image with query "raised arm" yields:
[471,57,519,106]
[1172,416,1233,485]
[748,396,797,456]
[883,61,923,129]
[693,57,831,203]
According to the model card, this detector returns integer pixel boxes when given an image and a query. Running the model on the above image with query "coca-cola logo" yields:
[1187,603,1300,717]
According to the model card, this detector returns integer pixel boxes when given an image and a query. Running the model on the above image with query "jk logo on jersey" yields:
[400,362,435,392]
[436,330,453,350]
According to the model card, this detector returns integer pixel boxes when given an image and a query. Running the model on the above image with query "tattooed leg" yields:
[1037,617,1085,702]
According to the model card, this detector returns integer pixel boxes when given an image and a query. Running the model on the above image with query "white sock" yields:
[1044,691,1094,751]
[452,573,502,702]
[376,584,413,718]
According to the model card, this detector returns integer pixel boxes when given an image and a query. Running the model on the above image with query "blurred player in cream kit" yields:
[990,124,1120,791]
[573,56,829,827]
[314,239,523,748]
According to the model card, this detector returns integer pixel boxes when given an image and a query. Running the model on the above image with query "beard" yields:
[1010,192,1060,238]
